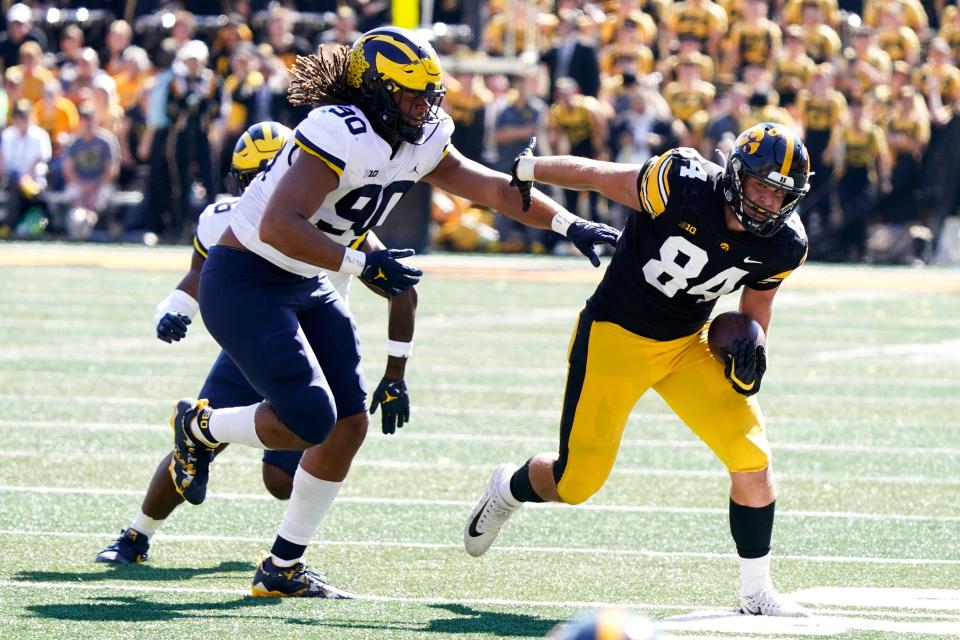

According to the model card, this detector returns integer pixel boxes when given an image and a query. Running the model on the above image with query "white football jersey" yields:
[193,197,354,298]
[230,104,454,277]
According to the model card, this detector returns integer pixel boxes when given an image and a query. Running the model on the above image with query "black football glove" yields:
[156,313,191,343]
[566,219,621,267]
[370,377,410,435]
[360,249,422,297]
[509,136,537,212]
[722,338,767,396]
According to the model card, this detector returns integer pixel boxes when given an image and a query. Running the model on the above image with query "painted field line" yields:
[2,450,958,488]
[2,529,958,567]
[1,485,957,523]
[4,419,958,458]
[1,579,958,628]
[0,578,705,612]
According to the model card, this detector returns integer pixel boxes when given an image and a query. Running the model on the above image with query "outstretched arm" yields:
[361,231,416,435]
[517,155,644,212]
[426,146,621,266]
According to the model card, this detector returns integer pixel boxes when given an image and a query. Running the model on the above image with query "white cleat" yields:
[739,587,812,618]
[464,462,520,557]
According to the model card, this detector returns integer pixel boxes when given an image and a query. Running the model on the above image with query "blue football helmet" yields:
[345,26,445,144]
[722,122,810,237]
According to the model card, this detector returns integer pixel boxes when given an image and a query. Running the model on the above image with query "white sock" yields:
[272,466,343,565]
[740,552,773,596]
[130,510,163,538]
[197,403,265,449]
[497,476,522,508]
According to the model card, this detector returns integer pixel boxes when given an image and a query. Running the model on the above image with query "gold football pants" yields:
[555,308,770,505]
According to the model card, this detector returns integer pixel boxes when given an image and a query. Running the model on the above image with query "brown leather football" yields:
[707,311,766,362]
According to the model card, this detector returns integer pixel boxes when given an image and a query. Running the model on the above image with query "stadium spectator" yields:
[219,43,264,192]
[265,6,312,69]
[723,0,782,80]
[8,41,54,104]
[0,3,48,70]
[32,79,79,158]
[662,56,715,146]
[877,3,922,65]
[702,83,750,157]
[210,14,253,78]
[166,39,218,235]
[0,99,51,235]
[832,98,892,261]
[492,70,547,250]
[54,24,84,78]
[881,85,930,222]
[842,25,892,99]
[103,20,134,78]
[64,48,116,107]
[659,34,716,83]
[800,2,842,64]
[445,66,493,163]
[796,65,847,234]
[665,0,728,61]
[114,46,152,111]
[547,77,608,227]
[541,11,601,100]
[170,10,197,49]
[914,37,960,105]
[61,104,120,217]
[773,25,816,110]
[316,5,362,46]
[600,18,655,78]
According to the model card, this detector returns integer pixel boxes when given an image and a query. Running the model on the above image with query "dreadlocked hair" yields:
[287,44,355,107]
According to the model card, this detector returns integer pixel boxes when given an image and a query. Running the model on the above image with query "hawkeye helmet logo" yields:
[736,126,766,155]
[720,242,730,251]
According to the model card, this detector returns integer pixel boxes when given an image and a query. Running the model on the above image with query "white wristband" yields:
[515,155,538,181]
[386,340,413,359]
[551,211,579,236]
[340,247,366,276]
[154,289,199,326]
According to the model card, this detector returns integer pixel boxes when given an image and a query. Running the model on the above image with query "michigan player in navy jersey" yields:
[95,121,417,565]
[166,27,619,598]
[465,123,813,617]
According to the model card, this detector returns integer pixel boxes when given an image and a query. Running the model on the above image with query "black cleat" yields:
[251,555,353,599]
[95,528,150,564]
[169,398,217,505]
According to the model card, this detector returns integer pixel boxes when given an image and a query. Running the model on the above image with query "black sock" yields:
[509,458,545,503]
[729,499,775,558]
[269,536,306,564]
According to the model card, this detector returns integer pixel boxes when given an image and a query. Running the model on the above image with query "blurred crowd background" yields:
[1,0,959,265]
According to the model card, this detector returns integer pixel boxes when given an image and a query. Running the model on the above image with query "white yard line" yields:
[0,485,957,523]
[1,529,958,567]
[0,579,958,632]
[2,450,957,487]
[2,419,958,457]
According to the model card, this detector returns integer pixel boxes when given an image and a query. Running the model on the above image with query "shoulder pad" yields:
[638,147,722,218]
[293,105,372,177]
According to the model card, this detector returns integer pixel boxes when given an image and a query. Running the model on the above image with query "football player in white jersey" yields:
[96,122,417,565]
[168,26,620,598]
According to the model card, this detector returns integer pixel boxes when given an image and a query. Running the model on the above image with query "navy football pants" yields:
[199,246,367,446]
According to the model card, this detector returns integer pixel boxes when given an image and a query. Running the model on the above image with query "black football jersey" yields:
[587,147,808,341]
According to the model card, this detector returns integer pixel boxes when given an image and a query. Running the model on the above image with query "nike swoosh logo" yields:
[467,499,489,537]
[743,256,762,264]
[729,356,756,391]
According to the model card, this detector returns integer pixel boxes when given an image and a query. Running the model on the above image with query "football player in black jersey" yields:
[464,123,813,617]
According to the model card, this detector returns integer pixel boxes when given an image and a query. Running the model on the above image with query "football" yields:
[707,311,766,362]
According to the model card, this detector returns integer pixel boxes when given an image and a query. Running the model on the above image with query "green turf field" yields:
[0,243,958,639]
